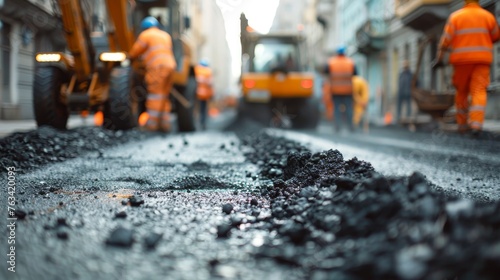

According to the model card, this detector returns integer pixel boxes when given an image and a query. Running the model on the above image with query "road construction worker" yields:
[129,16,177,132]
[397,60,414,123]
[194,59,214,130]
[352,75,369,128]
[323,46,357,132]
[434,0,500,136]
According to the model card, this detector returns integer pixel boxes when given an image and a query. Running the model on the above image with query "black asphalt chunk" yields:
[14,209,27,220]
[250,198,259,206]
[56,218,68,227]
[0,126,145,173]
[222,203,233,214]
[144,232,163,249]
[106,227,134,247]
[115,211,127,219]
[217,224,232,238]
[128,195,144,207]
[56,229,69,240]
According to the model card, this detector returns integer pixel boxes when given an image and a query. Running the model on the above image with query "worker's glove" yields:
[431,59,444,70]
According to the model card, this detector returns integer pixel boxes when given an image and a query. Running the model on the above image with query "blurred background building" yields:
[0,0,64,120]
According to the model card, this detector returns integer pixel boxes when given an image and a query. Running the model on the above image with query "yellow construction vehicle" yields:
[239,14,320,128]
[33,0,196,131]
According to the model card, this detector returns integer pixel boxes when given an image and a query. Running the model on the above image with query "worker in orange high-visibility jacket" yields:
[129,16,177,132]
[194,59,214,130]
[323,46,357,132]
[352,75,369,128]
[435,0,500,136]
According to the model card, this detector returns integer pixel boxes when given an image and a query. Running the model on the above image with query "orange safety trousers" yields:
[452,64,490,131]
[144,66,174,131]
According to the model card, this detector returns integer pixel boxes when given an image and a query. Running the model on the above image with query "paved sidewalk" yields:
[0,116,93,138]
[0,109,238,138]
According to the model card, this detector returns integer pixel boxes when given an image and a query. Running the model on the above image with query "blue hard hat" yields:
[199,59,209,67]
[336,45,346,55]
[141,17,159,30]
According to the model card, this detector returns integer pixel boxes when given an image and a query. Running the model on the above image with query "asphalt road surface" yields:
[1,118,500,280]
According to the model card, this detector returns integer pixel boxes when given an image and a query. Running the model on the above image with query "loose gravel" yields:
[3,122,500,279]
[0,126,146,173]
[234,131,500,279]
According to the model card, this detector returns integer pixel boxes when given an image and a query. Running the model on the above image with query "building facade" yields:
[0,0,63,120]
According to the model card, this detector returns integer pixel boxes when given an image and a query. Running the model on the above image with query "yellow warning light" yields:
[99,52,127,62]
[36,53,62,62]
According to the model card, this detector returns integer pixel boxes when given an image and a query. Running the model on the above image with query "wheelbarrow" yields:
[411,37,455,120]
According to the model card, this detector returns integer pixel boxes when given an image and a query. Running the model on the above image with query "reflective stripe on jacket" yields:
[439,3,500,65]
[194,65,214,101]
[129,27,177,70]
[328,56,355,95]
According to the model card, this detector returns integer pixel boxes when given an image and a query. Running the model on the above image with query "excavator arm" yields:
[57,0,95,81]
[104,0,135,52]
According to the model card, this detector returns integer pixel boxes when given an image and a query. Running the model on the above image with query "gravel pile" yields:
[0,126,146,173]
[239,131,500,280]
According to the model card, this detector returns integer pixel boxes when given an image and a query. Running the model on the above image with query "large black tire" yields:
[33,67,69,130]
[292,97,320,129]
[103,67,136,130]
[176,76,196,132]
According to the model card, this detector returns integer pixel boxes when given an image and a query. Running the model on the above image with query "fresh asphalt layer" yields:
[1,119,499,279]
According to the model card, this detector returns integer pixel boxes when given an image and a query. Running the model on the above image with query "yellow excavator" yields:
[239,14,320,128]
[33,0,196,131]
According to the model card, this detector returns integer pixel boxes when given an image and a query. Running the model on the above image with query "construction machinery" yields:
[238,15,320,129]
[33,0,196,131]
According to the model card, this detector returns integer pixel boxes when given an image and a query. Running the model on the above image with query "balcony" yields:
[396,0,451,31]
[355,19,388,55]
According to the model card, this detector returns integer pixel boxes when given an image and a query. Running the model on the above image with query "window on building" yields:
[1,21,11,103]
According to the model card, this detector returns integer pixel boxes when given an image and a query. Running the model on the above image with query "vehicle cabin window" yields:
[252,39,299,73]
